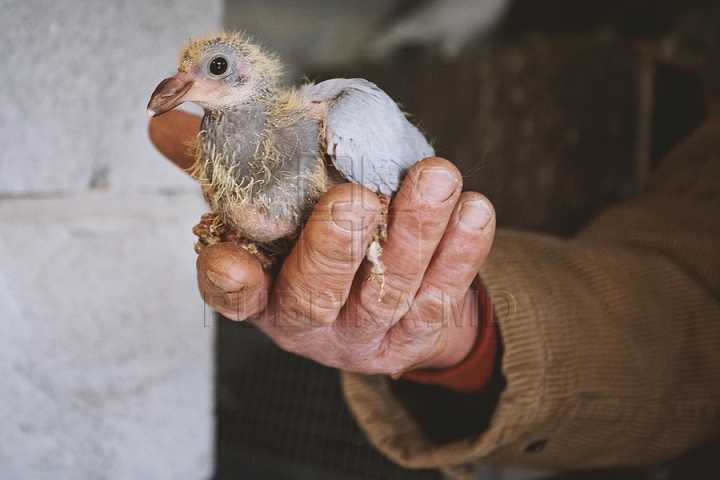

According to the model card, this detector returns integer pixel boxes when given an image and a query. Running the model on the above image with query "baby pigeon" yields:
[147,32,434,297]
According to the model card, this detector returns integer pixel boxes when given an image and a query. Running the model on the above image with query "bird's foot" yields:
[378,194,390,242]
[192,213,276,269]
[364,195,391,300]
[192,213,225,253]
[237,242,276,270]
[366,234,386,301]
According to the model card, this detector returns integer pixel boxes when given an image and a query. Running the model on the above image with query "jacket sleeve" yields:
[340,118,720,479]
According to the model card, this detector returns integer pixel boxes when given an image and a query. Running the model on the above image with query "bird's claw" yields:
[192,213,226,253]
[366,234,386,301]
[192,213,276,269]
[365,197,390,301]
[378,194,390,242]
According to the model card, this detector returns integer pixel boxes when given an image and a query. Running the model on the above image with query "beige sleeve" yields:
[341,119,720,478]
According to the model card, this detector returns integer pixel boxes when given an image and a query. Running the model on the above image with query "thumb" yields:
[148,110,201,171]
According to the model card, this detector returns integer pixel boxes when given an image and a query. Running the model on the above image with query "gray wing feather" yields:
[302,79,434,195]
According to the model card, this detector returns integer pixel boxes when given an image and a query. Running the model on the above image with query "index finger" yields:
[254,183,381,352]
[148,110,201,171]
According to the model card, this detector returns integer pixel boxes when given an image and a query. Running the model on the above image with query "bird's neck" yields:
[199,104,270,173]
[204,102,269,125]
[203,103,269,141]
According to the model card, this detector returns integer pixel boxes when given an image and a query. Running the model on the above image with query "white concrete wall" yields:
[0,1,221,479]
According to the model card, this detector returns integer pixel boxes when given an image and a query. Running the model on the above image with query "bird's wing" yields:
[301,79,434,195]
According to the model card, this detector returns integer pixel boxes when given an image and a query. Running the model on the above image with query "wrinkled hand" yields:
[150,110,496,376]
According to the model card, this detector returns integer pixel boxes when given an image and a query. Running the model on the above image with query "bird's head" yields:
[147,32,282,117]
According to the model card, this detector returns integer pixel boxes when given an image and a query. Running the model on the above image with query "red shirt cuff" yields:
[400,276,497,394]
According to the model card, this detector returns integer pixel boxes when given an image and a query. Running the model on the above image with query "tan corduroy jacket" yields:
[341,115,720,479]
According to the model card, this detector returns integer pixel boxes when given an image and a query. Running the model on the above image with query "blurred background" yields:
[1,0,719,479]
[218,1,720,480]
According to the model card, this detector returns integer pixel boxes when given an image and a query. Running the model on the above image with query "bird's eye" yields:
[209,56,228,76]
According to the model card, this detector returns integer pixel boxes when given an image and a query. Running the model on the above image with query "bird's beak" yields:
[146,72,195,118]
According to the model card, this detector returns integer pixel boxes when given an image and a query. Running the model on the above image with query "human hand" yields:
[149,110,496,376]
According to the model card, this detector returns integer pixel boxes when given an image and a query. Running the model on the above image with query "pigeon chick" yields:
[147,32,434,298]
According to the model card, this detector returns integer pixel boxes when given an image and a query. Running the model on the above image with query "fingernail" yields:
[459,200,493,230]
[206,270,243,293]
[418,169,458,203]
[331,202,368,232]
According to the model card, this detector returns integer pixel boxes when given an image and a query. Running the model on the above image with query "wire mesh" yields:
[215,315,442,480]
